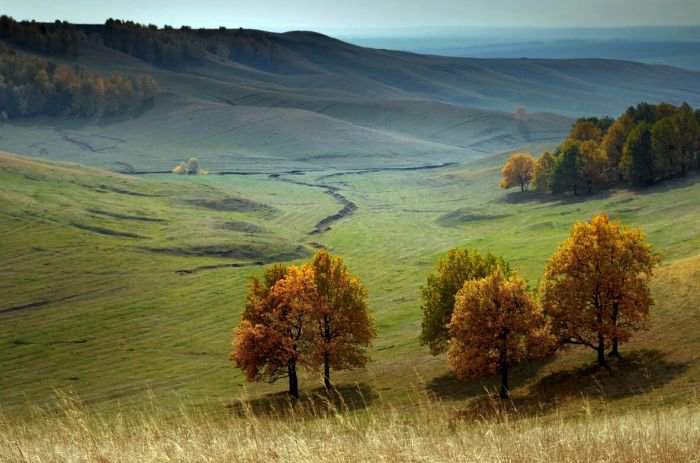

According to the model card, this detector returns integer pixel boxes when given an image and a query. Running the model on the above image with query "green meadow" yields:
[2,145,699,418]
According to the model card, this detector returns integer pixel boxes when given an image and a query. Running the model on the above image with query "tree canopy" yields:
[448,268,553,398]
[500,153,536,192]
[308,250,376,390]
[232,251,376,397]
[0,43,157,118]
[420,248,509,355]
[540,213,661,365]
[526,102,700,196]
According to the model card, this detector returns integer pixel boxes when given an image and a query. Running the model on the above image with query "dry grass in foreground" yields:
[1,390,698,463]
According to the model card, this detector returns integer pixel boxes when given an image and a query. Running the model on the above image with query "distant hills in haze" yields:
[1,20,700,172]
[342,26,700,70]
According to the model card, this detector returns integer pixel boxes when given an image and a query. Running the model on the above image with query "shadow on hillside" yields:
[228,382,377,419]
[452,349,690,422]
[632,171,700,196]
[426,357,551,402]
[528,348,689,401]
[499,188,614,205]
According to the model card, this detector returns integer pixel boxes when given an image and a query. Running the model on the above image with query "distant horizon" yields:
[4,0,700,35]
[3,14,700,39]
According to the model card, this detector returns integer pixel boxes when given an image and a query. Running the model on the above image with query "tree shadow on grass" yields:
[427,356,553,402]
[498,188,615,206]
[452,349,691,422]
[227,382,377,419]
[528,348,690,401]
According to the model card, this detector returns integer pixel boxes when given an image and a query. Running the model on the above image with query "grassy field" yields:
[1,390,698,462]
[2,145,700,419]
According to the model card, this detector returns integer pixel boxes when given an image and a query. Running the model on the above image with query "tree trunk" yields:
[323,352,332,391]
[499,362,509,399]
[609,340,620,357]
[288,363,299,399]
[499,331,509,399]
[597,336,607,367]
[609,303,620,357]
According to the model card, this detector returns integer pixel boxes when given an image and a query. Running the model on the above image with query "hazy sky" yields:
[4,0,700,33]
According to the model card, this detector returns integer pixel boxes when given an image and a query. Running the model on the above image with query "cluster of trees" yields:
[420,213,660,398]
[501,102,700,195]
[101,19,207,69]
[0,16,283,72]
[231,250,376,398]
[0,15,83,56]
[0,43,158,118]
[100,20,281,70]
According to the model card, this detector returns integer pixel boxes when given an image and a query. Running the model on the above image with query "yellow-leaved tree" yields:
[232,251,376,397]
[420,248,509,355]
[500,153,536,192]
[448,268,553,399]
[532,151,556,193]
[308,250,376,390]
[540,213,661,366]
[231,264,316,398]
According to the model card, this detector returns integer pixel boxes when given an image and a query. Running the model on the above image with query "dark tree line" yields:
[100,19,206,69]
[0,15,83,56]
[0,15,289,72]
[0,43,158,118]
[532,102,700,195]
[99,20,282,71]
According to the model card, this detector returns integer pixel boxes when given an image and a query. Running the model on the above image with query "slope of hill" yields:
[1,27,700,173]
[1,150,699,415]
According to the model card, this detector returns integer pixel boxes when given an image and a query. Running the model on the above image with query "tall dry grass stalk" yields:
[0,388,698,462]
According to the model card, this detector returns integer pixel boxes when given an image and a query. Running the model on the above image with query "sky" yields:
[3,0,700,34]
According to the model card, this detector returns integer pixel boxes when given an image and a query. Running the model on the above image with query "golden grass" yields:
[1,390,698,462]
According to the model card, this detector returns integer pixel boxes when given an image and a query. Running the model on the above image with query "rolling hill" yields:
[1,27,700,173]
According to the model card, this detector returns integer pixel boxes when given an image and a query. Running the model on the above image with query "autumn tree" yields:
[308,250,376,390]
[0,44,158,118]
[448,268,553,399]
[420,248,509,355]
[602,114,633,181]
[578,140,609,194]
[231,264,316,398]
[500,153,536,192]
[540,214,660,366]
[569,120,603,143]
[233,253,377,396]
[532,151,556,193]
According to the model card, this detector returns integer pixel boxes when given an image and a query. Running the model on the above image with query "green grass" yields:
[1,147,700,418]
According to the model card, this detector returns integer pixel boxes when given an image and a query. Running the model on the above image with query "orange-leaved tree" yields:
[500,153,535,192]
[231,264,316,398]
[420,248,510,355]
[308,250,376,390]
[448,268,553,399]
[540,213,661,366]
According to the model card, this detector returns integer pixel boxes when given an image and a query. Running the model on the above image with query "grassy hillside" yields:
[1,149,699,417]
